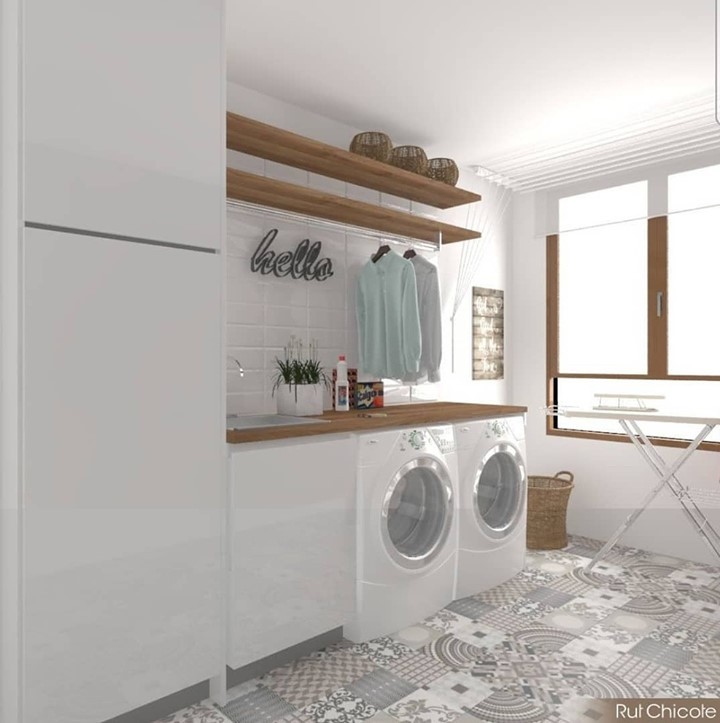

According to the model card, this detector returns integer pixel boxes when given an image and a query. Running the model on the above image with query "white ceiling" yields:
[227,0,716,169]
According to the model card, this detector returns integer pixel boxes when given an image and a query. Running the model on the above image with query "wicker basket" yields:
[426,158,459,186]
[390,145,428,175]
[349,132,393,162]
[527,471,574,550]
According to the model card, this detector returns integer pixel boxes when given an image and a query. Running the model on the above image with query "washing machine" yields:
[344,425,459,643]
[454,416,527,599]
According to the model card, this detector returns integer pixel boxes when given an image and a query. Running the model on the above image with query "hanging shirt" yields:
[357,250,422,379]
[404,255,442,383]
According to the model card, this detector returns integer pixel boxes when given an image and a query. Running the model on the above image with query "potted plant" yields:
[272,336,329,416]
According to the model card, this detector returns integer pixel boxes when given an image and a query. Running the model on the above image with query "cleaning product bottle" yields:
[335,355,350,411]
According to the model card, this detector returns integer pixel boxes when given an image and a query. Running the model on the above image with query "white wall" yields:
[510,151,720,564]
[226,83,513,413]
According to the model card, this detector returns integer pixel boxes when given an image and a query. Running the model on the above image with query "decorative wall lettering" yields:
[251,229,334,281]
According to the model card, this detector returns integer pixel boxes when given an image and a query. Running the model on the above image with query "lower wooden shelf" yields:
[226,169,481,244]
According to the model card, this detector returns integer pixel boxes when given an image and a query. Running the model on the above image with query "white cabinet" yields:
[228,436,356,670]
[23,0,224,248]
[22,227,224,723]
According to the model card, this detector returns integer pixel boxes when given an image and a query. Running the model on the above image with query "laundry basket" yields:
[526,471,574,550]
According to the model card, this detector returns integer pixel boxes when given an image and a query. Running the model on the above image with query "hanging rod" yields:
[226,199,441,252]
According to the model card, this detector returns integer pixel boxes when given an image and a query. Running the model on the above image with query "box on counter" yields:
[356,381,384,409]
[332,367,358,409]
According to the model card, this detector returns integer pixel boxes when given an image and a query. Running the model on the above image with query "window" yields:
[547,167,720,449]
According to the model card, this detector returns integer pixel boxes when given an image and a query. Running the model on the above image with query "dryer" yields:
[345,425,459,643]
[454,416,527,599]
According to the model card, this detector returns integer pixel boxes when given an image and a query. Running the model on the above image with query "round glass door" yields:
[382,458,453,569]
[474,443,526,538]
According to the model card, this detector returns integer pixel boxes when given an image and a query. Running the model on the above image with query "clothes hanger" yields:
[371,243,391,263]
[403,248,417,259]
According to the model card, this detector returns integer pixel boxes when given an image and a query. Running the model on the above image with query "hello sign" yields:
[250,229,334,281]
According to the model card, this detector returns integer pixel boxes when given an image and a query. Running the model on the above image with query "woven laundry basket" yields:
[526,471,574,550]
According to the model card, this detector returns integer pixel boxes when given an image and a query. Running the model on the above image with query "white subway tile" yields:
[226,302,264,325]
[227,324,264,347]
[226,149,265,175]
[308,307,346,329]
[266,304,307,328]
[308,288,345,309]
[265,326,307,348]
[264,282,308,307]
[227,392,266,416]
[264,160,307,186]
[345,183,380,204]
[307,173,345,195]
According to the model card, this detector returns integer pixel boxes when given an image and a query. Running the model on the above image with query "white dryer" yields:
[345,425,459,643]
[454,416,527,599]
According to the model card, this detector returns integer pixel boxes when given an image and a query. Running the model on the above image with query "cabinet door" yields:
[22,227,224,723]
[229,437,356,669]
[24,0,224,248]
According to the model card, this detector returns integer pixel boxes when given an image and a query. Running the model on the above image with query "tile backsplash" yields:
[226,204,399,415]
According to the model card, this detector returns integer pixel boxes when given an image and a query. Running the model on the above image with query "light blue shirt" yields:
[357,251,422,379]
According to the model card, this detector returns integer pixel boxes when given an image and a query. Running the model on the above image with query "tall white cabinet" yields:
[13,2,226,722]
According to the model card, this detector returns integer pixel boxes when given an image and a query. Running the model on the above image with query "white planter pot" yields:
[275,383,324,416]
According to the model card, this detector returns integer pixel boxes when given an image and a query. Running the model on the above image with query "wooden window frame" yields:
[546,216,720,451]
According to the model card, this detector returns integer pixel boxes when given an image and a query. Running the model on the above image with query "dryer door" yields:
[474,443,526,539]
[382,458,454,570]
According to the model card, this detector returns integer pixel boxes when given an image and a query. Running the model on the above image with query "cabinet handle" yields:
[656,291,663,318]
[460,426,470,432]
[368,439,378,445]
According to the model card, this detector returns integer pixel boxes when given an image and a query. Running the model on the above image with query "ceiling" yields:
[226,0,716,173]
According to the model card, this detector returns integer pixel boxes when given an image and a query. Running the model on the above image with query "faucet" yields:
[227,356,244,377]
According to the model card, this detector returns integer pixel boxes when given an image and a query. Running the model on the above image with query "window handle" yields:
[656,291,663,318]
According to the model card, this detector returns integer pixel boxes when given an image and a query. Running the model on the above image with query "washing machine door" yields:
[474,443,526,538]
[382,457,454,570]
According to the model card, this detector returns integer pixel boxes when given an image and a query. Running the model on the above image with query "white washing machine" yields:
[344,425,459,643]
[454,416,527,599]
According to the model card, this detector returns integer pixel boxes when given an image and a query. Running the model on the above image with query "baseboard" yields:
[226,627,344,690]
[102,679,209,723]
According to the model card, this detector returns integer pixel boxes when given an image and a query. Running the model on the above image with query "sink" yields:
[227,414,330,430]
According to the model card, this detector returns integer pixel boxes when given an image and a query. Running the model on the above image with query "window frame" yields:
[546,215,720,451]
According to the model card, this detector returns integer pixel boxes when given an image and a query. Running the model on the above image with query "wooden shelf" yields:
[227,169,481,245]
[227,112,482,210]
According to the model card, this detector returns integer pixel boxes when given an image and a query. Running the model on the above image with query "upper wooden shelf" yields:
[227,112,482,210]
[227,169,481,245]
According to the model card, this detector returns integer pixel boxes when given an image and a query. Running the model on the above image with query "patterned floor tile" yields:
[470,641,586,702]
[628,637,694,670]
[275,712,314,723]
[424,670,494,709]
[346,668,418,709]
[155,704,232,723]
[464,688,552,722]
[386,689,464,723]
[364,713,397,723]
[684,638,720,681]
[446,597,496,620]
[522,586,575,608]
[648,620,713,652]
[555,599,614,622]
[453,620,510,650]
[555,695,613,723]
[659,673,720,698]
[662,610,720,639]
[669,569,719,587]
[498,599,556,622]
[481,606,540,634]
[424,609,473,634]
[560,637,625,670]
[473,578,536,606]
[538,608,600,635]
[263,649,376,709]
[658,672,720,698]
[350,637,415,666]
[685,587,720,610]
[580,588,632,609]
[581,624,643,653]
[384,648,452,687]
[618,595,679,621]
[606,653,678,690]
[624,559,680,578]
[421,633,484,670]
[524,555,583,579]
[220,686,295,723]
[302,688,377,722]
[580,667,653,699]
[596,610,660,636]
[391,624,444,650]
[512,625,579,653]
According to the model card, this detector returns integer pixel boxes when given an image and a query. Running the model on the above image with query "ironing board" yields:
[549,406,720,570]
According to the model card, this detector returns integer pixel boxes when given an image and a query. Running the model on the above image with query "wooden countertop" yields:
[226,401,527,444]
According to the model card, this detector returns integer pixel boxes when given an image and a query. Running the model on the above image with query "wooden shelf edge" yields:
[227,112,482,210]
[226,169,481,244]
